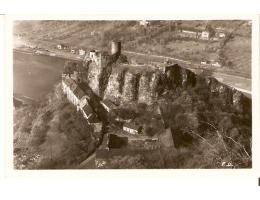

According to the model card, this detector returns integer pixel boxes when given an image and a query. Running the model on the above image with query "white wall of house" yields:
[89,51,101,66]
[201,31,209,40]
[79,49,86,56]
[123,126,138,134]
[79,97,88,109]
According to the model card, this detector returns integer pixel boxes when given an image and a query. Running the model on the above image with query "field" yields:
[222,36,251,75]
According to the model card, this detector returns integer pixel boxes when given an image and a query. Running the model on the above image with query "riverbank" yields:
[13,47,83,61]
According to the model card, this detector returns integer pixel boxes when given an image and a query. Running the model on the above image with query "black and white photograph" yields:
[12,19,253,169]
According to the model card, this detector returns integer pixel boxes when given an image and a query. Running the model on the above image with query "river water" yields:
[13,51,68,100]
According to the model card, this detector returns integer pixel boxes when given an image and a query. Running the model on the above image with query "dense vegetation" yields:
[13,84,96,169]
[107,75,251,168]
[158,77,251,168]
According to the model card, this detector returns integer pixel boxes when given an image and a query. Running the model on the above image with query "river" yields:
[13,51,68,100]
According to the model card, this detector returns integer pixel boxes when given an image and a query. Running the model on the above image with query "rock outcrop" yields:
[84,60,250,112]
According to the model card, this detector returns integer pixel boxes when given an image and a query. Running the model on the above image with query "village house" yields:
[78,48,86,56]
[71,48,77,54]
[62,76,78,105]
[57,44,69,50]
[139,20,150,27]
[87,50,102,66]
[179,29,200,39]
[82,104,96,121]
[201,60,210,65]
[57,44,62,50]
[62,75,90,110]
[218,32,226,38]
[211,61,222,68]
[82,104,102,128]
[215,27,226,38]
[123,122,143,135]
[200,31,210,40]
[100,99,117,113]
[73,86,87,110]
[92,122,103,133]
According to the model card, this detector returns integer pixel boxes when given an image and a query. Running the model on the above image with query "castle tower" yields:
[111,41,121,55]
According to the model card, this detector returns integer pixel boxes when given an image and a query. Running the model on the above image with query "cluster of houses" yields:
[177,26,226,41]
[200,59,222,68]
[56,44,87,56]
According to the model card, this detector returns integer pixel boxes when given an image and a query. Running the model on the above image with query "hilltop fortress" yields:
[60,41,251,168]
[62,41,249,111]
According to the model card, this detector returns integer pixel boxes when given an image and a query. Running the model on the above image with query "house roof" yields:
[62,77,77,91]
[101,99,116,109]
[73,87,85,99]
[70,82,78,92]
[88,113,100,123]
[82,104,93,116]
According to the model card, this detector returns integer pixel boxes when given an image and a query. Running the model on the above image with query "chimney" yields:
[111,41,121,55]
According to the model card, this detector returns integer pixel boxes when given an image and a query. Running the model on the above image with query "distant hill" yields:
[13,20,251,75]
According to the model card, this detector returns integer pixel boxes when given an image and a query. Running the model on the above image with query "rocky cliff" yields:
[83,59,250,112]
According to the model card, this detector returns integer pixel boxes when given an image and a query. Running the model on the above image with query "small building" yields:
[123,122,143,135]
[88,50,102,66]
[139,20,150,27]
[71,48,77,54]
[82,104,101,125]
[218,32,226,38]
[73,86,87,110]
[90,31,96,36]
[62,76,78,105]
[180,30,199,39]
[201,31,210,40]
[57,44,63,50]
[115,117,132,123]
[92,122,103,133]
[78,48,86,56]
[57,44,69,50]
[211,61,221,68]
[82,104,95,120]
[100,99,116,113]
[201,60,210,65]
